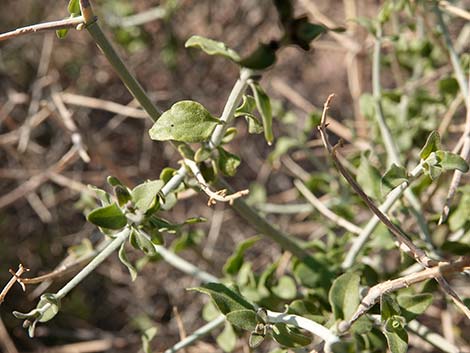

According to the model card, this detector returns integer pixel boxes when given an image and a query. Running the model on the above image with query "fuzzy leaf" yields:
[328,272,360,321]
[250,82,273,144]
[436,151,469,173]
[87,203,127,229]
[383,317,408,353]
[149,101,220,143]
[397,293,433,320]
[132,180,164,213]
[190,283,255,314]
[249,332,265,348]
[226,309,257,331]
[419,131,441,160]
[218,147,241,177]
[272,323,312,348]
[185,35,240,62]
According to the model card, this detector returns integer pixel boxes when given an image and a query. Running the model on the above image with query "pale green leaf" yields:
[436,151,469,173]
[328,272,360,321]
[185,35,240,62]
[217,323,237,352]
[149,101,220,143]
[419,131,441,160]
[250,82,273,144]
[226,309,257,331]
[132,180,164,213]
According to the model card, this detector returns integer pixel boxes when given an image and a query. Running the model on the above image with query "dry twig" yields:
[0,264,29,305]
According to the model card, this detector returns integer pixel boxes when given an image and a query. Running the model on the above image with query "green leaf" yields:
[218,147,241,177]
[114,185,132,207]
[249,331,265,348]
[357,151,382,199]
[141,327,157,353]
[185,35,240,62]
[226,309,257,331]
[130,230,157,256]
[195,146,211,163]
[250,82,273,145]
[88,185,112,206]
[107,176,124,187]
[217,323,237,352]
[149,101,220,143]
[67,0,81,15]
[190,282,255,314]
[271,276,297,300]
[381,163,408,196]
[435,151,469,173]
[160,167,176,183]
[223,236,260,275]
[383,317,408,353]
[235,95,256,117]
[381,295,401,321]
[87,203,127,229]
[397,293,433,320]
[37,293,61,322]
[271,323,312,348]
[132,180,164,213]
[238,43,278,70]
[119,243,138,281]
[419,131,441,160]
[56,29,69,39]
[328,272,360,321]
[221,127,238,144]
[246,115,264,134]
[291,19,327,50]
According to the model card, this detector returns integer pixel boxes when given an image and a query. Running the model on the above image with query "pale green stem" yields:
[85,20,161,121]
[36,228,130,317]
[266,310,340,352]
[342,162,424,269]
[373,24,432,247]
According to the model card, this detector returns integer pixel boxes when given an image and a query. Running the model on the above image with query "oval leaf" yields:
[436,151,469,173]
[149,101,220,143]
[397,293,433,320]
[119,242,138,281]
[87,203,127,229]
[238,43,277,70]
[226,309,257,331]
[190,283,255,315]
[217,323,237,352]
[185,35,240,62]
[132,180,164,213]
[328,272,360,321]
[272,323,312,348]
[217,147,241,177]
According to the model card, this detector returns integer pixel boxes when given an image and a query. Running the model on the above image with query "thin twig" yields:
[343,256,470,330]
[294,179,362,234]
[184,159,249,206]
[0,17,85,42]
[0,265,29,305]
